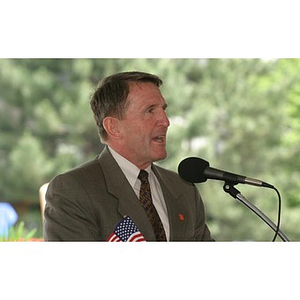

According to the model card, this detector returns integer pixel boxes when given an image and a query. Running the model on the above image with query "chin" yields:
[153,152,167,162]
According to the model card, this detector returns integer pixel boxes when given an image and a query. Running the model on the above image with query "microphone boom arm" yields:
[223,182,290,242]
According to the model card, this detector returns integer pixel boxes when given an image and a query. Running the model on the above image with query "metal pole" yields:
[223,183,290,242]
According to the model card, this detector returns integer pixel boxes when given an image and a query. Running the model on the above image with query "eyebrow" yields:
[146,101,168,110]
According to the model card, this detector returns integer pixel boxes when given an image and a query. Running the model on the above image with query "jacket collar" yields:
[98,146,156,240]
[97,146,188,241]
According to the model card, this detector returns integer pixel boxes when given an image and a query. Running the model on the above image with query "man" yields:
[44,71,213,241]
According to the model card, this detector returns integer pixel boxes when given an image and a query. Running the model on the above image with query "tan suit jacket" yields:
[44,147,213,241]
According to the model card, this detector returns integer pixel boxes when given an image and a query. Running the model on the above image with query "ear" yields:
[102,117,122,139]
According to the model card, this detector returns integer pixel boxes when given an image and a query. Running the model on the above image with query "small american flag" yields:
[107,216,146,242]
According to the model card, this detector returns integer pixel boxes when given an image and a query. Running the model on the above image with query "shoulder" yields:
[48,146,122,192]
[46,156,102,197]
[52,147,113,181]
[57,156,102,181]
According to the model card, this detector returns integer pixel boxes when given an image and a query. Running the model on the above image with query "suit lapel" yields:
[98,147,156,240]
[152,165,190,241]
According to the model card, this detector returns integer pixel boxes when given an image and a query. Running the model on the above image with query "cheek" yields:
[123,123,144,140]
[129,120,150,134]
[121,119,154,144]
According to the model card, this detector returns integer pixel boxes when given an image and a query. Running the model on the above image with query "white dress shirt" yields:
[108,146,170,240]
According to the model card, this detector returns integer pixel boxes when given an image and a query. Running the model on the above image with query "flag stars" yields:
[107,216,146,242]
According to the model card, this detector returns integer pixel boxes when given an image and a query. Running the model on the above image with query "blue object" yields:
[0,202,18,238]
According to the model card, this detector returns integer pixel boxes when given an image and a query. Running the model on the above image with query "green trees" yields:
[0,58,299,240]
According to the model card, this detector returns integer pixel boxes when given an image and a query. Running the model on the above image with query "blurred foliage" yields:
[0,58,299,241]
[0,221,37,242]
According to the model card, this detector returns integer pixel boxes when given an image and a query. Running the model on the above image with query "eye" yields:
[146,105,155,113]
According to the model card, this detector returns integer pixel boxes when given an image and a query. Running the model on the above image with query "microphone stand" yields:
[223,182,290,242]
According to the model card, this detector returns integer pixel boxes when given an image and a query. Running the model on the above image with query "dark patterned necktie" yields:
[138,170,167,241]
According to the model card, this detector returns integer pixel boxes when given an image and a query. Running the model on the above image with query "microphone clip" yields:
[223,181,239,198]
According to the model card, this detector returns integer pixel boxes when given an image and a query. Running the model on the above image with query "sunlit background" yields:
[1,58,299,241]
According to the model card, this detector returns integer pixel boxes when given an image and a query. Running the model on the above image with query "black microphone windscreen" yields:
[178,157,209,183]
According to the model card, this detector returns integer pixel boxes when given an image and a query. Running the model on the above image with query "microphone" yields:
[178,157,274,188]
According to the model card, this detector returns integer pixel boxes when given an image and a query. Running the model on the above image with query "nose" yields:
[158,109,170,128]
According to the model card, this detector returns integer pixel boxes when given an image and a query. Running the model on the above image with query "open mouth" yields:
[152,135,166,143]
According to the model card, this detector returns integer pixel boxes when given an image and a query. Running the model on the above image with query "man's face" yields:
[118,82,170,169]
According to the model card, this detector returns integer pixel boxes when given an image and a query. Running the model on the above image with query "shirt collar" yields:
[108,146,152,186]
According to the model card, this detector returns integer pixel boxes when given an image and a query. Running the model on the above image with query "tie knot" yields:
[138,170,149,182]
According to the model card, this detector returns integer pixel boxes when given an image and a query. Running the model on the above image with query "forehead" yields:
[126,82,166,107]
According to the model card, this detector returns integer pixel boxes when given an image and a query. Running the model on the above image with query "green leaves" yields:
[0,221,37,242]
[1,58,300,240]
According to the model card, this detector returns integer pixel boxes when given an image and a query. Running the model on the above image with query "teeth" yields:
[154,136,164,141]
